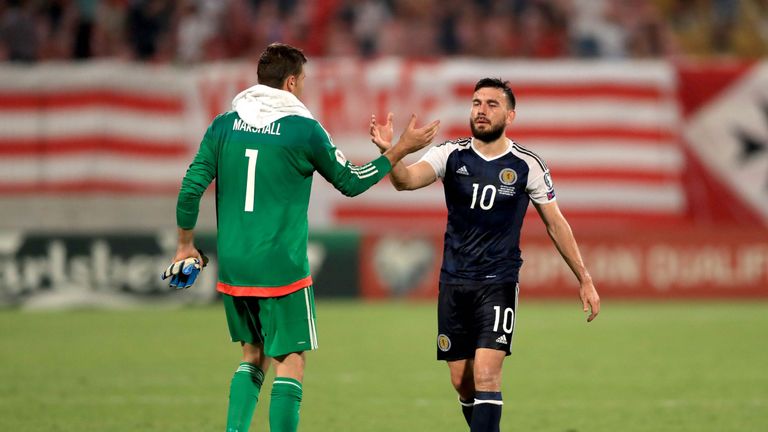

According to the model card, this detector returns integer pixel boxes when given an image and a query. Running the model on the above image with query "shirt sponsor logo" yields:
[499,168,517,185]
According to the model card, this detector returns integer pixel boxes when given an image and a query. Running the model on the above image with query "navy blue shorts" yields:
[436,282,519,361]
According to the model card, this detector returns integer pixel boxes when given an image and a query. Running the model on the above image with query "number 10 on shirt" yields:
[471,183,497,210]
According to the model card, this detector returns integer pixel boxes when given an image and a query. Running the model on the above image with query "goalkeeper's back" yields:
[176,89,391,298]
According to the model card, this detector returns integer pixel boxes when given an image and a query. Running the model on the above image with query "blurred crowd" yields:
[1,0,767,63]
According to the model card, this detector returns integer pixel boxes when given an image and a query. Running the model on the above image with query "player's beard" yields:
[470,118,505,143]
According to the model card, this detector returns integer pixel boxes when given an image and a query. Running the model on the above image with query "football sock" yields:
[225,362,264,432]
[459,396,475,427]
[269,377,303,432]
[470,391,502,432]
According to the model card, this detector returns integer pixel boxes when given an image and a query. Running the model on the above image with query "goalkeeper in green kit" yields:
[163,43,440,432]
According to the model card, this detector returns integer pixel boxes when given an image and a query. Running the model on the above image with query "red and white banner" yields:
[301,60,686,228]
[0,60,766,229]
[0,62,202,193]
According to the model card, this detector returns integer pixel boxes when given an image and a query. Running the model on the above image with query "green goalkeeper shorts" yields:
[222,286,318,358]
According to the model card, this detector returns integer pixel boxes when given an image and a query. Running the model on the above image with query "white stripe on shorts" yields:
[304,288,318,349]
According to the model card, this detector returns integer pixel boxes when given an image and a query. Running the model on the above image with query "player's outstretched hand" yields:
[370,112,394,153]
[380,114,440,167]
[162,248,209,289]
[580,281,600,322]
[397,114,440,154]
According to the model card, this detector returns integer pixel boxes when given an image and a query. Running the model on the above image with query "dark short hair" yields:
[257,43,307,89]
[474,78,516,109]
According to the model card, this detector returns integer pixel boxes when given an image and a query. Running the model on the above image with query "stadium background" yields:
[1,1,767,431]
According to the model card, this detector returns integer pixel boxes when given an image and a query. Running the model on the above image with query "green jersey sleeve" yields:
[308,121,392,196]
[177,121,218,229]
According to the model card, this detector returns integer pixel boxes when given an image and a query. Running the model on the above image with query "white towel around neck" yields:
[231,84,314,129]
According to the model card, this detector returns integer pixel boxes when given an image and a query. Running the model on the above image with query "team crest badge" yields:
[499,168,517,185]
[437,334,451,352]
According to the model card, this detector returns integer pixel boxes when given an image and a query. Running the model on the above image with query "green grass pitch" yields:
[1,300,767,431]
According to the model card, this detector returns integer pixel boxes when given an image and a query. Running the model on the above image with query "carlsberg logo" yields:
[0,235,216,301]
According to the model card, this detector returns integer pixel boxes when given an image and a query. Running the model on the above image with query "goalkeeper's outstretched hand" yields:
[162,249,209,289]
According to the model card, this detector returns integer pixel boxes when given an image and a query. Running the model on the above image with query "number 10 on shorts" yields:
[493,306,515,333]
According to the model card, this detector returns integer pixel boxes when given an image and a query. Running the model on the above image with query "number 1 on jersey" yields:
[244,149,259,212]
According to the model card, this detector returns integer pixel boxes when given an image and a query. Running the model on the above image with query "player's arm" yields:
[311,115,439,196]
[388,160,438,191]
[370,113,438,190]
[173,228,203,262]
[165,121,218,287]
[533,201,600,322]
[177,122,218,232]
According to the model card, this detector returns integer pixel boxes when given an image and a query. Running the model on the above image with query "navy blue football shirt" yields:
[419,137,556,284]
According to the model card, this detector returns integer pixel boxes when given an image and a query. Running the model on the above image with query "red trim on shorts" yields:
[216,275,313,298]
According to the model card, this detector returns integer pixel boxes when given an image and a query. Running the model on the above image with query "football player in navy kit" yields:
[370,78,600,432]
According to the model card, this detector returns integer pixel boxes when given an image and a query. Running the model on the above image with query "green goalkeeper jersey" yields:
[177,110,391,297]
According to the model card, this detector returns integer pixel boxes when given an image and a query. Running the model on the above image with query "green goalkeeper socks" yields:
[269,377,303,432]
[226,362,265,432]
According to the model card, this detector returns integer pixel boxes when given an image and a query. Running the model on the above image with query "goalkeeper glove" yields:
[162,249,209,289]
